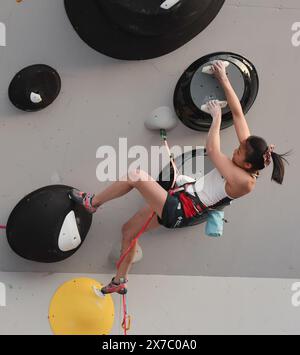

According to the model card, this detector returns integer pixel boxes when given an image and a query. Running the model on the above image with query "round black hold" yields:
[174,52,259,131]
[8,64,61,112]
[64,0,225,60]
[6,185,92,263]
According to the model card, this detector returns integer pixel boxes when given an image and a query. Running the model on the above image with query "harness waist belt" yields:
[169,182,207,219]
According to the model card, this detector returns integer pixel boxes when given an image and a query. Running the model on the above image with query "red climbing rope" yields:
[116,211,155,336]
[116,211,156,270]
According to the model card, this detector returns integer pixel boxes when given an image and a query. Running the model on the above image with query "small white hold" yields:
[92,286,105,298]
[201,101,228,114]
[202,60,230,75]
[160,0,181,10]
[30,92,43,104]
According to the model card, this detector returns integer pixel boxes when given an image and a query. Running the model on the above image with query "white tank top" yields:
[185,168,234,207]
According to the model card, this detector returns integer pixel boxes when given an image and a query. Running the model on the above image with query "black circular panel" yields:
[174,52,259,131]
[64,0,225,60]
[6,185,92,263]
[8,64,61,112]
[157,148,212,191]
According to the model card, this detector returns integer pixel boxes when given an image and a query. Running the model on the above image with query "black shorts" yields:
[157,191,208,229]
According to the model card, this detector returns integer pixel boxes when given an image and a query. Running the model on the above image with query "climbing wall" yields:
[0,0,298,280]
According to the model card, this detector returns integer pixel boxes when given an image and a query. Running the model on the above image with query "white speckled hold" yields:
[202,60,230,75]
[30,92,43,104]
[145,107,178,131]
[201,100,228,114]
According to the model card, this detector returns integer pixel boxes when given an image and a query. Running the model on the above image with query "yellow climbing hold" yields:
[49,278,114,335]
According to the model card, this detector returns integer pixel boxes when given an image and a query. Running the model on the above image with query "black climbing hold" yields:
[64,0,225,60]
[8,64,61,112]
[6,185,92,263]
[174,52,259,131]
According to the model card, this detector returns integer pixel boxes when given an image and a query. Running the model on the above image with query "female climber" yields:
[70,61,290,295]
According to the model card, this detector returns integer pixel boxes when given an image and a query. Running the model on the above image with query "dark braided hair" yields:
[244,136,291,185]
